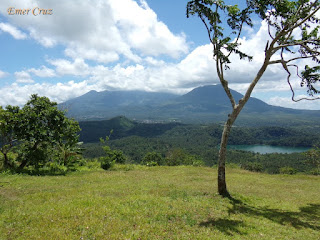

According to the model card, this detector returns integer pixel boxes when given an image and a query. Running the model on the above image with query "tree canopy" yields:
[0,94,81,172]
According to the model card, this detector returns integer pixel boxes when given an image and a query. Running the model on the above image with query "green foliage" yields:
[99,132,128,170]
[81,122,317,174]
[142,152,164,166]
[0,106,20,169]
[165,148,204,166]
[305,146,320,169]
[305,146,320,175]
[310,168,320,175]
[279,166,297,175]
[241,162,263,172]
[0,94,81,173]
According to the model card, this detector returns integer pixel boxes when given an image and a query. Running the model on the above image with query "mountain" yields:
[60,90,178,120]
[60,85,320,126]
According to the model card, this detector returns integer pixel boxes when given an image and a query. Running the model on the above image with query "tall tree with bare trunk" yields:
[187,0,320,197]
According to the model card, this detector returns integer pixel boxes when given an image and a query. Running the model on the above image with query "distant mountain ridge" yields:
[59,84,320,126]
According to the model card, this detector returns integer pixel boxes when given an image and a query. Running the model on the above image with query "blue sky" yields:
[0,0,319,110]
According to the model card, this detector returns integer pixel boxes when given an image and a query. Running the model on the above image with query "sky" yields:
[0,0,319,110]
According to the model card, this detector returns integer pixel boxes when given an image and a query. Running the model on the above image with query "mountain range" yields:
[59,84,320,126]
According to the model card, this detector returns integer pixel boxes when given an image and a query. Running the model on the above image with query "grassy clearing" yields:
[0,166,319,239]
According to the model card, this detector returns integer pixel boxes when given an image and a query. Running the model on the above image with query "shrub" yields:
[100,156,115,170]
[165,148,204,166]
[241,162,263,172]
[309,168,320,176]
[99,133,128,170]
[142,152,164,166]
[112,150,127,164]
[279,166,297,175]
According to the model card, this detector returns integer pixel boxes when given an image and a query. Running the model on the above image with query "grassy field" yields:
[0,166,319,239]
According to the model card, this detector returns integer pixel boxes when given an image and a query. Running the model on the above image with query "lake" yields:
[227,145,310,154]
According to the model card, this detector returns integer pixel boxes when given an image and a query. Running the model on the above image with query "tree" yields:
[305,146,320,174]
[187,0,320,197]
[14,94,81,170]
[99,131,127,170]
[0,106,19,169]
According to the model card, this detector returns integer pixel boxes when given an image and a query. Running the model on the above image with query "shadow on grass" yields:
[227,196,320,230]
[199,196,319,236]
[199,218,246,236]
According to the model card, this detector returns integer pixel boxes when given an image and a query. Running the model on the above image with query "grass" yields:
[0,166,319,239]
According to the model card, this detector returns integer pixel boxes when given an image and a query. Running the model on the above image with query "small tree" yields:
[187,0,320,196]
[99,132,127,170]
[14,94,81,170]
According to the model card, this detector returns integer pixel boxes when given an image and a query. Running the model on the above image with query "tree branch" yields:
[285,3,320,34]
[200,15,214,44]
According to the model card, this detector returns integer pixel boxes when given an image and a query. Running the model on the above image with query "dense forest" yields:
[80,116,320,175]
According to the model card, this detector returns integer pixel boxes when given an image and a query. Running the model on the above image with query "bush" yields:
[279,166,297,175]
[112,150,127,164]
[165,148,204,166]
[99,133,128,170]
[142,152,164,166]
[309,168,320,175]
[241,162,263,172]
[100,156,115,170]
[44,162,68,175]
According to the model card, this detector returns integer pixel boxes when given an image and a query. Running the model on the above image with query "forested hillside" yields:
[80,116,320,174]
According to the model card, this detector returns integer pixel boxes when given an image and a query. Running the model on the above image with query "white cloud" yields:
[0,70,8,78]
[14,71,34,83]
[268,96,320,110]
[28,66,56,78]
[0,22,27,39]
[48,58,90,76]
[0,81,91,107]
[0,0,188,63]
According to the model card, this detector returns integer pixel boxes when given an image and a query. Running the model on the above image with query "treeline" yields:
[80,117,320,147]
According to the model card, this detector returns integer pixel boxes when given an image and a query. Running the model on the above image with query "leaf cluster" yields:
[0,94,81,172]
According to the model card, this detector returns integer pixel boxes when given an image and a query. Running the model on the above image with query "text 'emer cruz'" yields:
[7,7,53,16]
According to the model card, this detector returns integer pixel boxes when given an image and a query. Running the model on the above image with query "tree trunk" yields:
[218,116,234,197]
[3,152,13,169]
[18,159,28,171]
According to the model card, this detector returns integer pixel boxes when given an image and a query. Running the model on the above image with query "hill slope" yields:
[60,84,320,126]
[1,167,319,239]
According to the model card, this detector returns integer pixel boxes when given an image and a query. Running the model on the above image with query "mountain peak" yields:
[60,84,320,125]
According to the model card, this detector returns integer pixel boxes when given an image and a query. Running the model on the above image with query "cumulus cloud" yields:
[0,81,91,107]
[47,58,90,76]
[0,0,188,63]
[28,66,56,78]
[14,71,34,84]
[0,22,27,39]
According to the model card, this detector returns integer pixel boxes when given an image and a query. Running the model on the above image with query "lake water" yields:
[227,145,310,154]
